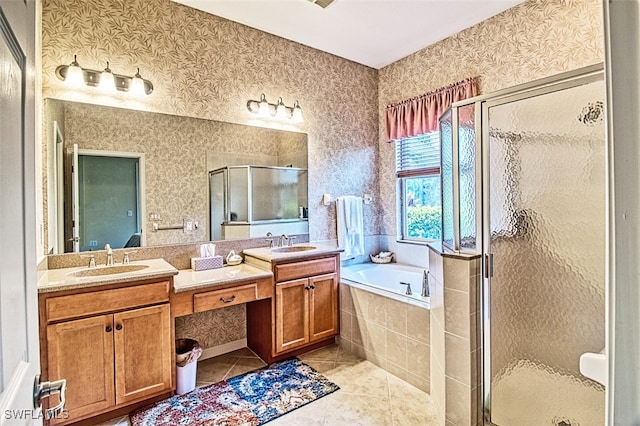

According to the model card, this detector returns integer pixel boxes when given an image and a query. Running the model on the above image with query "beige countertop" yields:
[242,243,343,263]
[38,258,179,293]
[173,263,273,293]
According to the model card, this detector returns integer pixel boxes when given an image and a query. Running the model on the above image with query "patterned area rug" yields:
[130,357,339,425]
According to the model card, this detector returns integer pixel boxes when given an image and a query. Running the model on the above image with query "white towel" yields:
[336,196,364,258]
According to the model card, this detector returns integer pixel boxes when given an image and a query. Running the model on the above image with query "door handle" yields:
[33,374,67,418]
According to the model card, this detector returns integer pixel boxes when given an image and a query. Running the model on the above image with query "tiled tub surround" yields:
[339,264,431,393]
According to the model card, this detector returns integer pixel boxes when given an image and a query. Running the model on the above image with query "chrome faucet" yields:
[401,281,412,296]
[265,232,274,248]
[104,244,114,266]
[123,251,137,264]
[422,270,430,297]
[279,234,289,247]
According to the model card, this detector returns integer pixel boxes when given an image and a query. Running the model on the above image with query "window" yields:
[396,132,441,241]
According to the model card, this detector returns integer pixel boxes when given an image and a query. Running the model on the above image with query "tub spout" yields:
[400,281,412,295]
[422,270,430,297]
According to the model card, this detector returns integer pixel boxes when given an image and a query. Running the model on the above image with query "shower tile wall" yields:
[338,283,431,393]
[429,246,481,426]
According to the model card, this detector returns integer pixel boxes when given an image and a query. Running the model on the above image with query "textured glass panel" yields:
[251,167,307,221]
[228,167,248,221]
[209,170,225,240]
[488,80,606,425]
[440,110,454,248]
[458,105,476,250]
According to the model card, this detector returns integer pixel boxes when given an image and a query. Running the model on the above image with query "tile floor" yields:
[101,344,440,425]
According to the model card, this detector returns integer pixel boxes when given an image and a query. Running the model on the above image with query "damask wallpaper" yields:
[378,0,604,237]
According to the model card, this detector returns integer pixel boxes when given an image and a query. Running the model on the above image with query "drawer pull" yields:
[105,326,113,333]
[115,324,123,331]
[220,295,236,303]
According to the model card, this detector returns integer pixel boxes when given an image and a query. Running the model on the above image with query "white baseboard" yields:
[199,338,248,361]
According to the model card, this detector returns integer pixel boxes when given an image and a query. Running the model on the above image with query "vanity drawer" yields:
[194,283,258,311]
[274,257,336,283]
[46,281,170,323]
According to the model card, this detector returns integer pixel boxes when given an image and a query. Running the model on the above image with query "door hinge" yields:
[484,253,494,278]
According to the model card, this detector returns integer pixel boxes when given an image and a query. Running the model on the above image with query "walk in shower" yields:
[441,65,606,425]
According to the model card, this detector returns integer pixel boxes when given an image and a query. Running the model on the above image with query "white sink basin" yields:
[67,264,150,278]
[271,245,316,253]
[580,350,607,386]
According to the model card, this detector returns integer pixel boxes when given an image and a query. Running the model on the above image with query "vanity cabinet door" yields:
[46,315,115,423]
[308,273,339,343]
[114,304,172,404]
[275,278,310,353]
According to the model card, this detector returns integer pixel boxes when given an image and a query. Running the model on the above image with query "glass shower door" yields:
[483,77,606,426]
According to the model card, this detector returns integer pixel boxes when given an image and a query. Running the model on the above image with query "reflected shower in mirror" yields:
[43,99,308,254]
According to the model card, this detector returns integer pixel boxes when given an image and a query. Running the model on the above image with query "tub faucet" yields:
[104,244,114,266]
[422,270,430,298]
[401,281,412,296]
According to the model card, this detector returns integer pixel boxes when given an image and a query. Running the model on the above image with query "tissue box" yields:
[191,256,223,271]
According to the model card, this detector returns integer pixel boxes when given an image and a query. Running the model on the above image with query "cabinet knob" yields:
[105,326,113,333]
[309,285,316,290]
[115,324,123,331]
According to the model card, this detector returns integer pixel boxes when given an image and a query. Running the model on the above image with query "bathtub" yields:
[339,262,431,392]
[341,262,430,308]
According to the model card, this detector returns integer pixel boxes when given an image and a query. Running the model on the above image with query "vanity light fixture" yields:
[247,94,304,122]
[55,56,154,95]
[98,61,116,93]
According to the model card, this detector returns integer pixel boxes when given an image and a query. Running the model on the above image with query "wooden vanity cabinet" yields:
[39,279,173,425]
[248,254,339,363]
[275,273,339,353]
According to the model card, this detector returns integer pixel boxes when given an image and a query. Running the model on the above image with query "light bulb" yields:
[292,100,303,123]
[130,68,146,96]
[65,55,84,88]
[258,94,270,117]
[275,97,287,119]
[98,61,116,93]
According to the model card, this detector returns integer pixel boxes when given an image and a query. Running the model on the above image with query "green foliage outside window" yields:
[406,205,442,240]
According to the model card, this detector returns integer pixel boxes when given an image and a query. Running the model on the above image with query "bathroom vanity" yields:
[37,259,178,425]
[37,246,340,425]
[243,246,341,363]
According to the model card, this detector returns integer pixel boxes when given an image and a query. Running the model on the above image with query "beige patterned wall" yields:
[41,0,380,245]
[377,0,604,237]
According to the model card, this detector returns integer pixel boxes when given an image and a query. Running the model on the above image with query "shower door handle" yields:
[484,253,494,278]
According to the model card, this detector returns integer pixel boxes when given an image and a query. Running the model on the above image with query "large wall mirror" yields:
[43,99,308,254]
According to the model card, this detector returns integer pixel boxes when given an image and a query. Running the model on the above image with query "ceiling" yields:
[173,0,525,69]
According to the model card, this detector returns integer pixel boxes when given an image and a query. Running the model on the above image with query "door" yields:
[0,1,42,424]
[114,305,171,404]
[275,279,309,353]
[483,75,606,425]
[46,316,115,423]
[308,273,339,342]
[77,154,140,251]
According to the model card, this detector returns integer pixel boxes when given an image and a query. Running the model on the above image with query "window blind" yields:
[395,132,440,178]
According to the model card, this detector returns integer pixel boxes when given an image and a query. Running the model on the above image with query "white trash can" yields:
[175,338,202,395]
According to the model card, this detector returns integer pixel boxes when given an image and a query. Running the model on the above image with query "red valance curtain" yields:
[385,77,478,142]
